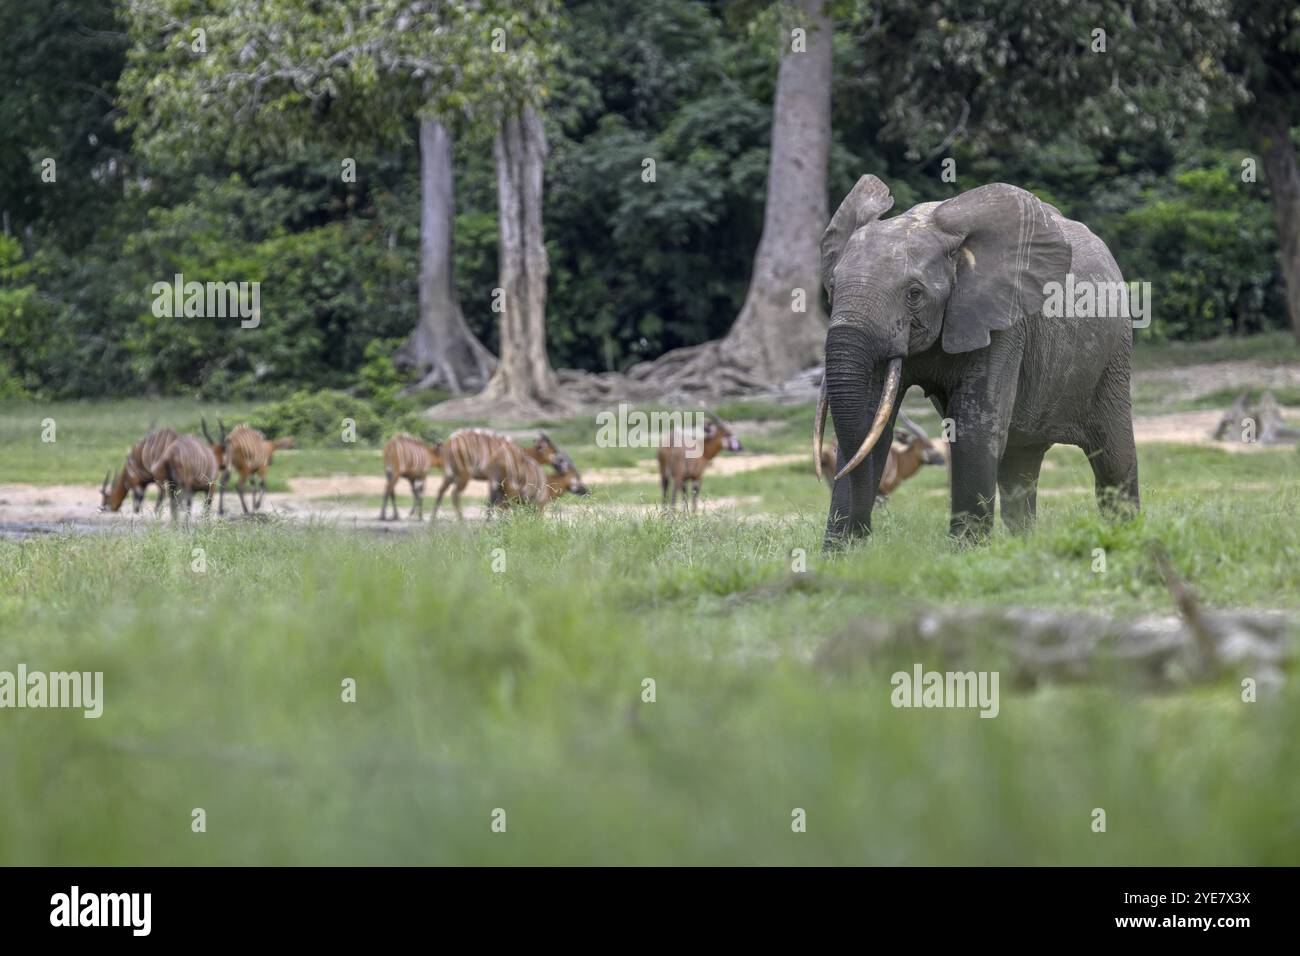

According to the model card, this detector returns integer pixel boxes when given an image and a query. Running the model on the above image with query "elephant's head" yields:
[816,176,1071,544]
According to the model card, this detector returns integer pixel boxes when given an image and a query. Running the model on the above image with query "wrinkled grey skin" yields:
[821,176,1139,549]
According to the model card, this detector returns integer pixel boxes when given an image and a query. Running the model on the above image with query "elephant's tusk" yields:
[834,357,903,482]
[813,375,828,481]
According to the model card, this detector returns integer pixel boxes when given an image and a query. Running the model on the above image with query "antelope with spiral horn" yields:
[657,406,742,512]
[817,409,945,500]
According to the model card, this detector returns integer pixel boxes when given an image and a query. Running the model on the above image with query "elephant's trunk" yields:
[822,321,902,548]
[834,357,901,481]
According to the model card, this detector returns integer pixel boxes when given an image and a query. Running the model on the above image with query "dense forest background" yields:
[0,0,1295,401]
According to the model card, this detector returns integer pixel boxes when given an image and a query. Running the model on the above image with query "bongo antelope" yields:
[379,433,443,520]
[209,421,295,514]
[657,409,742,512]
[100,427,179,513]
[433,429,582,518]
[488,440,589,511]
[150,434,221,522]
[818,411,945,499]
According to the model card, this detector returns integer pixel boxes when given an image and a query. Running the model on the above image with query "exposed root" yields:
[1212,389,1300,445]
[624,340,776,398]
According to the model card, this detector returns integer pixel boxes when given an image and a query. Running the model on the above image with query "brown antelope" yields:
[150,434,221,522]
[487,440,589,511]
[209,420,295,515]
[431,429,563,519]
[657,409,742,512]
[818,411,945,500]
[100,426,179,514]
[379,433,444,520]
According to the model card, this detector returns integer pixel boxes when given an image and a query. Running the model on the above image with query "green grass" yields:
[1132,331,1300,369]
[1,365,1298,864]
[0,398,261,485]
[0,500,1296,865]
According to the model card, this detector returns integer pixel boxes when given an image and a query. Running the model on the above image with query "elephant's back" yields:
[1055,214,1124,287]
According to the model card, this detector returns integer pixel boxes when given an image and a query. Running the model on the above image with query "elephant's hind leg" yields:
[1082,428,1139,520]
[997,443,1050,534]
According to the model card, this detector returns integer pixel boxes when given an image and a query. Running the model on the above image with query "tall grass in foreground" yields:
[0,497,1296,865]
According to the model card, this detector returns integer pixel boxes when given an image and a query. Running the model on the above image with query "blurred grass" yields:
[0,488,1296,864]
[1131,331,1300,369]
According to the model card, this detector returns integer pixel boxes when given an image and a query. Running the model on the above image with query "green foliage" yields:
[248,390,386,446]
[0,0,1294,400]
[355,338,412,411]
[1107,162,1282,339]
[0,0,129,250]
[542,0,772,367]
[247,388,437,447]
[121,172,418,398]
[0,236,78,400]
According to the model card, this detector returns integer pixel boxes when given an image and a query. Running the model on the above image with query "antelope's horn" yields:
[699,402,724,426]
[813,375,828,481]
[834,358,903,483]
[897,410,929,441]
[201,417,213,443]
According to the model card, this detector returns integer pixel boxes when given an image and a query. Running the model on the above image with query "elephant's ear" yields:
[933,183,1071,354]
[820,175,894,294]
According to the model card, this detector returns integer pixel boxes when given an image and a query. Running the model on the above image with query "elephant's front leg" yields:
[946,373,1018,543]
[944,339,1022,542]
[947,431,999,542]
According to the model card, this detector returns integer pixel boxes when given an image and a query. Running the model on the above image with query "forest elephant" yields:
[814,176,1139,549]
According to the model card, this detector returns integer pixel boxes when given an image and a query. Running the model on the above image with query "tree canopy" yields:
[1,0,1294,400]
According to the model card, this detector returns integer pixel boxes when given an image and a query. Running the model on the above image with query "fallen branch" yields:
[815,543,1291,691]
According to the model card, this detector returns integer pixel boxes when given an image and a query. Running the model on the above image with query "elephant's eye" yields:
[905,285,925,307]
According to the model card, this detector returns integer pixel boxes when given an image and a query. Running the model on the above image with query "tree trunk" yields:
[626,0,833,395]
[1257,113,1300,342]
[401,117,495,395]
[476,105,564,413]
[718,0,833,378]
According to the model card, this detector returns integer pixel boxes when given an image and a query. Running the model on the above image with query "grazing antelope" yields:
[432,429,580,518]
[817,411,945,500]
[379,433,444,520]
[150,434,221,522]
[100,426,179,513]
[657,409,742,512]
[432,428,507,519]
[209,421,295,515]
[488,440,589,511]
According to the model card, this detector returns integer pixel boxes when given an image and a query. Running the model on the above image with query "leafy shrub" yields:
[354,337,411,413]
[249,389,386,445]
[248,389,440,446]
[1105,163,1282,341]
